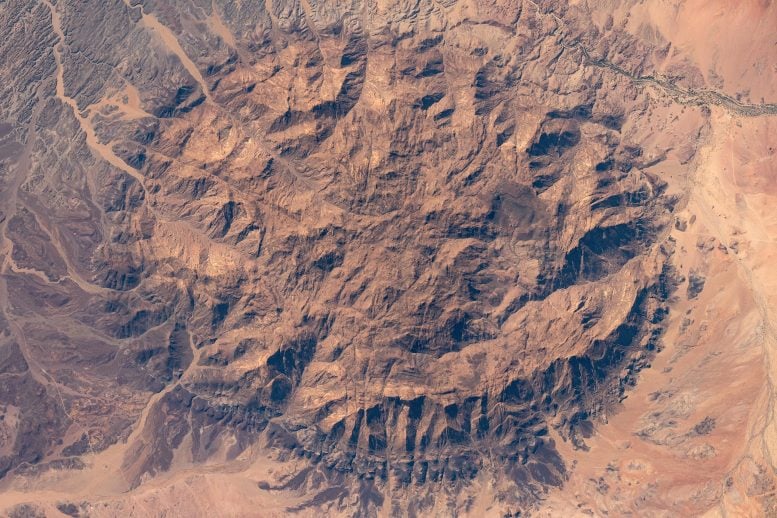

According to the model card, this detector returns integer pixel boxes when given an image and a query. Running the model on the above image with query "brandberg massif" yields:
[1,0,776,515]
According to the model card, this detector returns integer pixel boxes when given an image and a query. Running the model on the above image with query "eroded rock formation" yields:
[1,0,776,516]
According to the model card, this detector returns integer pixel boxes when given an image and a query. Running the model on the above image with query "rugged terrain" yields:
[0,0,776,516]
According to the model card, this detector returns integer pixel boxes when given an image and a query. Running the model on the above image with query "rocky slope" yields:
[0,0,775,516]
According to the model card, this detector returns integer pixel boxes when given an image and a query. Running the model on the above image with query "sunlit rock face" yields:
[1,0,776,515]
